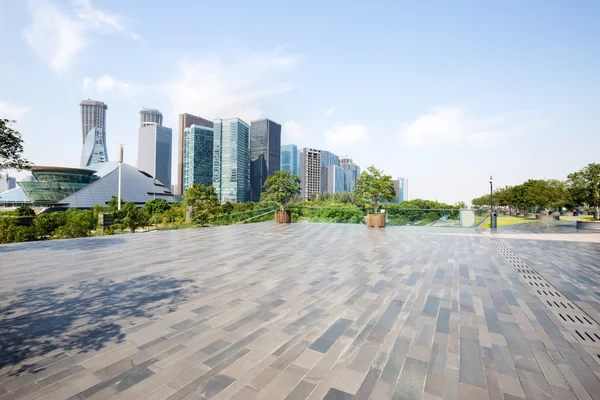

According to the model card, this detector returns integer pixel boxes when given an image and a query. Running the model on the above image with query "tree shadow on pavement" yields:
[0,274,200,376]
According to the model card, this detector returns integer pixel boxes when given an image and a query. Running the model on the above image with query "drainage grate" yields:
[572,329,600,348]
[557,312,596,326]
[544,299,576,310]
[526,280,553,288]
[535,289,563,298]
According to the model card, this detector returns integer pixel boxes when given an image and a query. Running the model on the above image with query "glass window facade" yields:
[213,119,250,203]
[183,124,214,191]
[280,144,299,178]
[18,167,100,205]
[155,126,173,189]
[250,119,281,202]
[320,150,340,193]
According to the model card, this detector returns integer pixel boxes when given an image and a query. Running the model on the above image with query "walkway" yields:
[0,222,599,399]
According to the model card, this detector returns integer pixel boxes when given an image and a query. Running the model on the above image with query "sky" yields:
[1,0,599,204]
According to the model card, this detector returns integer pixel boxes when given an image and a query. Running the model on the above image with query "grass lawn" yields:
[479,214,595,228]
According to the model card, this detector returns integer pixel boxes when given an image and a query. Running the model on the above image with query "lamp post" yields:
[489,175,493,211]
[117,143,123,211]
[489,175,497,229]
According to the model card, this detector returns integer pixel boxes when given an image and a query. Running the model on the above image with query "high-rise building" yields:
[319,150,340,193]
[183,124,214,191]
[0,176,16,193]
[138,124,173,189]
[213,118,250,203]
[392,179,401,203]
[80,127,109,167]
[398,177,409,202]
[80,99,107,145]
[300,148,321,200]
[327,165,345,193]
[250,119,281,202]
[140,108,163,127]
[177,113,213,195]
[281,144,300,177]
[341,159,360,193]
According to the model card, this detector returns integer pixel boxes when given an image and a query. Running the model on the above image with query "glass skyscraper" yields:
[183,124,214,191]
[250,119,281,202]
[80,127,108,167]
[138,125,173,189]
[281,144,299,177]
[327,165,346,193]
[80,99,107,145]
[319,150,340,193]
[213,118,250,203]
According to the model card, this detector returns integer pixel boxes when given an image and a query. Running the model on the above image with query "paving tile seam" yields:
[489,235,600,359]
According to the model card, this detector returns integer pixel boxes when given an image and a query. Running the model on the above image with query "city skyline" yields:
[2,1,599,203]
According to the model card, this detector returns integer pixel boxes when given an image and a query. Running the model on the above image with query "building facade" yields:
[80,99,107,145]
[319,150,340,193]
[80,127,109,167]
[213,118,250,203]
[281,144,299,177]
[392,179,401,203]
[342,163,361,193]
[183,124,214,191]
[249,119,281,202]
[0,177,16,193]
[140,108,163,127]
[300,148,321,200]
[398,177,409,202]
[327,165,345,193]
[138,125,173,189]
[177,113,213,195]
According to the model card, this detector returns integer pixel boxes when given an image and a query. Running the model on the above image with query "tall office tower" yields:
[327,165,345,193]
[319,150,340,193]
[183,124,214,191]
[249,119,281,202]
[140,108,163,127]
[398,177,409,202]
[138,124,173,189]
[392,179,401,203]
[341,159,360,193]
[80,127,109,167]
[80,99,107,145]
[177,113,213,195]
[300,148,321,200]
[213,118,250,203]
[281,144,300,177]
[0,177,16,193]
[339,155,353,169]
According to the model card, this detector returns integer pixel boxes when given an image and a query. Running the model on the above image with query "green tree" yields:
[13,205,35,217]
[0,217,36,243]
[568,163,600,220]
[354,165,396,213]
[183,184,221,225]
[34,212,67,239]
[108,195,124,216]
[120,202,148,233]
[0,119,32,176]
[54,209,97,238]
[143,198,170,218]
[261,170,301,211]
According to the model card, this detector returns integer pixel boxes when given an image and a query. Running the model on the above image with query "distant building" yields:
[138,124,173,189]
[340,155,360,193]
[140,108,163,127]
[392,179,401,203]
[213,118,250,203]
[327,165,345,193]
[398,177,409,202]
[300,148,321,200]
[320,150,340,193]
[183,124,214,192]
[250,119,281,202]
[80,99,107,145]
[80,127,108,167]
[0,176,16,193]
[177,113,213,195]
[281,144,300,177]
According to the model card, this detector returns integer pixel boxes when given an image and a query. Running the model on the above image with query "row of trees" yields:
[472,163,600,220]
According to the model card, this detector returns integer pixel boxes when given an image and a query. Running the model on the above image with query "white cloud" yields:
[325,123,368,145]
[83,75,134,94]
[282,121,307,140]
[398,106,546,148]
[325,107,337,117]
[23,0,138,73]
[0,101,31,121]
[162,50,298,123]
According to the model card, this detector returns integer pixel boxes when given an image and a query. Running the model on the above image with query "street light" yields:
[489,175,497,229]
[489,175,493,211]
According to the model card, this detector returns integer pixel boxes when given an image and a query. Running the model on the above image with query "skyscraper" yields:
[177,113,213,195]
[80,100,107,145]
[327,165,345,193]
[300,148,321,200]
[80,127,109,167]
[398,177,409,202]
[183,124,214,191]
[392,179,401,203]
[281,144,300,177]
[213,118,250,203]
[340,157,360,193]
[250,119,281,202]
[140,108,163,127]
[319,150,340,193]
[138,124,173,189]
[0,176,16,193]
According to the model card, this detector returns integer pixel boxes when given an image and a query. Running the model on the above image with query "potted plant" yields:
[354,165,396,227]
[262,170,301,223]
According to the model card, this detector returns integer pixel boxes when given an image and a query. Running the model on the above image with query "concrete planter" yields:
[561,211,573,216]
[367,214,386,228]
[274,210,291,223]
[576,221,600,231]
[503,211,511,215]
[525,213,536,218]
[536,214,558,221]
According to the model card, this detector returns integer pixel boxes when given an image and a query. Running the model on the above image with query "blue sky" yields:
[1,0,598,203]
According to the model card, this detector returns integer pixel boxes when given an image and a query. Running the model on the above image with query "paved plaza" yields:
[1,222,600,400]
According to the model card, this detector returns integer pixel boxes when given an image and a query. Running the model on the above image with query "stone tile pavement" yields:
[0,222,599,399]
